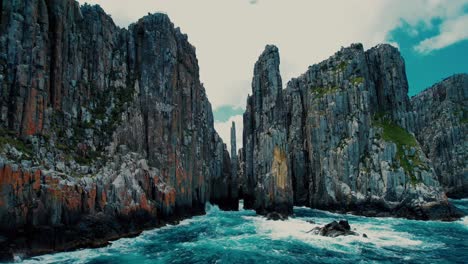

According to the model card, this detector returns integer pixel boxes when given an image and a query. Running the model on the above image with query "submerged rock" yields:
[265,211,289,221]
[308,220,358,237]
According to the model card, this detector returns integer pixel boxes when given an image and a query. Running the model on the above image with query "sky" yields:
[77,0,468,150]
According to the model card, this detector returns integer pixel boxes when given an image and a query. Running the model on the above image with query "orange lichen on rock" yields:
[99,189,107,209]
[272,146,288,189]
[0,165,26,195]
[32,170,41,191]
[163,188,176,208]
[139,193,151,212]
[0,165,42,197]
[65,190,82,211]
[0,165,15,190]
[23,88,39,136]
[87,185,97,213]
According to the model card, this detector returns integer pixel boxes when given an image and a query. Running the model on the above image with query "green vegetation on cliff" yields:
[311,86,339,98]
[373,114,424,184]
[0,128,33,157]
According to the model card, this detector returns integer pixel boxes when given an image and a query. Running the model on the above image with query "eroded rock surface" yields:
[307,220,358,237]
[0,0,235,259]
[242,43,462,220]
[410,74,468,198]
[242,45,293,216]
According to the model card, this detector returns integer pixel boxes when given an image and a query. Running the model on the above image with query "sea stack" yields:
[242,45,294,217]
[242,43,461,220]
[230,121,239,207]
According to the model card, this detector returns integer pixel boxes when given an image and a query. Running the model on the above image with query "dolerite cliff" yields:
[241,43,462,220]
[0,0,235,259]
[228,121,239,210]
[410,74,467,198]
[243,46,293,216]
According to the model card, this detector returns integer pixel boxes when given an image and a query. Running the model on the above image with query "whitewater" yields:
[14,199,468,263]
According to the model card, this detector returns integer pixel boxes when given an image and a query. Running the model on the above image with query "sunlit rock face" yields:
[0,0,235,259]
[410,74,468,198]
[242,43,461,220]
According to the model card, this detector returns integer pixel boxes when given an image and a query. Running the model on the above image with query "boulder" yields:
[308,220,358,237]
[265,212,289,221]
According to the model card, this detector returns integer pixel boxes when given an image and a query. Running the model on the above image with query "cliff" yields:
[0,0,235,259]
[242,45,293,216]
[228,121,239,210]
[410,74,468,198]
[0,0,465,260]
[241,43,462,220]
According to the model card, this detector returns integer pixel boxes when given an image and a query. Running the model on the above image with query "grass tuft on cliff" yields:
[350,76,365,86]
[0,128,33,157]
[311,86,339,98]
[373,114,424,184]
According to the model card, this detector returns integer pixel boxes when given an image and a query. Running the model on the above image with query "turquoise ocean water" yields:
[15,199,468,263]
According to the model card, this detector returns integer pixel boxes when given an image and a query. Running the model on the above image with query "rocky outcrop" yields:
[0,0,235,260]
[410,74,468,198]
[228,121,239,209]
[210,134,238,210]
[307,220,358,237]
[242,43,461,220]
[237,147,245,198]
[242,45,293,217]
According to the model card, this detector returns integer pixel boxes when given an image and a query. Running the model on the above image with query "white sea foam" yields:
[245,215,427,253]
[17,247,107,264]
[14,201,467,263]
[460,216,468,228]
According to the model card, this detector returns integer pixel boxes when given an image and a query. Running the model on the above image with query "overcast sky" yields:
[77,0,468,149]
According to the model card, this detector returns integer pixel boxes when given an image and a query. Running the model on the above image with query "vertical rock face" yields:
[229,121,239,208]
[366,44,411,123]
[210,133,238,210]
[237,148,245,198]
[242,45,293,216]
[243,43,461,220]
[0,0,235,259]
[410,74,468,198]
[231,122,237,179]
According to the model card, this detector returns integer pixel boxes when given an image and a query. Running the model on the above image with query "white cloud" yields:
[214,115,243,151]
[415,15,468,54]
[77,0,467,109]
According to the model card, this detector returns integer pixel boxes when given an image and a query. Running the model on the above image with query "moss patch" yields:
[75,150,100,165]
[60,82,134,166]
[0,128,33,157]
[337,137,348,149]
[311,86,339,98]
[350,76,364,86]
[456,109,468,124]
[373,114,424,184]
[337,61,347,72]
